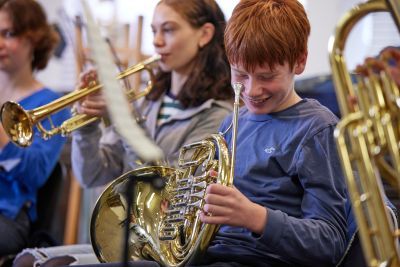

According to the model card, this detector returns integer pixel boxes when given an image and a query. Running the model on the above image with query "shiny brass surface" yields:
[329,1,400,266]
[90,83,243,266]
[0,54,161,147]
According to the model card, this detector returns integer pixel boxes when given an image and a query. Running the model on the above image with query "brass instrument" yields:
[329,0,400,266]
[0,54,161,147]
[90,83,243,266]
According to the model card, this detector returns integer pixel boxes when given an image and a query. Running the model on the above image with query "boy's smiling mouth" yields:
[242,95,272,104]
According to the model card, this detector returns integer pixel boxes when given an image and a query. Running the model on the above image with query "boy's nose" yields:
[244,79,262,97]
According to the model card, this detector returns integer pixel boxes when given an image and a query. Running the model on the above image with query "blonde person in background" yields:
[0,0,69,259]
[13,0,233,266]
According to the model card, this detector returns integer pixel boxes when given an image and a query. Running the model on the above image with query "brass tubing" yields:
[328,0,387,117]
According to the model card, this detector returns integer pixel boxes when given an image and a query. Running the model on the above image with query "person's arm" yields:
[71,123,127,188]
[202,125,348,266]
[201,184,267,233]
[259,126,348,265]
[70,69,129,188]
[0,108,69,190]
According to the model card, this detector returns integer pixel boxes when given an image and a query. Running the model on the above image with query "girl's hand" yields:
[75,69,108,117]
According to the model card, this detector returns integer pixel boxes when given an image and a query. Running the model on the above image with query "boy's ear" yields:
[294,51,308,75]
[198,22,215,48]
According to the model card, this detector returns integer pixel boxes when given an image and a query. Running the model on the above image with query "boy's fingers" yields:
[199,212,226,225]
[203,203,232,217]
[206,183,230,195]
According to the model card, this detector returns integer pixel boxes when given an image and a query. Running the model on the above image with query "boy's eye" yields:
[259,76,272,81]
[258,74,274,81]
[235,73,248,79]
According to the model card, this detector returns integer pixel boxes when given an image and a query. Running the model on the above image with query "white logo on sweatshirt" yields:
[264,147,276,154]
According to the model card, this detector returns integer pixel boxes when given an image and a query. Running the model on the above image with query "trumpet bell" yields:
[1,101,33,147]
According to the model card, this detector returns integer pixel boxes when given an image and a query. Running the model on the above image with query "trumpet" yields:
[0,54,161,147]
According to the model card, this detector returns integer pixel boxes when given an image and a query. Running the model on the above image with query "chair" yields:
[295,74,341,118]
[337,203,398,267]
[0,162,68,267]
[29,161,68,247]
[337,233,367,267]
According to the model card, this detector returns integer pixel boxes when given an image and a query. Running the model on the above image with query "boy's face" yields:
[231,55,306,114]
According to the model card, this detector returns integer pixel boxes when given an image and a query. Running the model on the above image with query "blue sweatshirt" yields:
[0,88,70,221]
[206,99,355,267]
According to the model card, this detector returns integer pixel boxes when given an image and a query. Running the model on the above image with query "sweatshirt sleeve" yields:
[256,125,348,266]
[71,123,129,188]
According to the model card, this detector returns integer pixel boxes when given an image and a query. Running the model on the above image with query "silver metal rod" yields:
[229,82,243,180]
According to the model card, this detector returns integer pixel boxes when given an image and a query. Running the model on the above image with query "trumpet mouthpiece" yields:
[143,54,162,66]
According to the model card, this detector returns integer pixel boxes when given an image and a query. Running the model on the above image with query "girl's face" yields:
[0,10,32,73]
[151,3,206,75]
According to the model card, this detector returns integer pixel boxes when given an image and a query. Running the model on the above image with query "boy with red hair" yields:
[200,0,355,266]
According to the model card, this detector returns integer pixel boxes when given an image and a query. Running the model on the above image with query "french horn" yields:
[90,83,243,267]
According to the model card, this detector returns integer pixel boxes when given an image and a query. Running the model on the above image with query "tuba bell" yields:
[329,0,400,266]
[89,83,243,266]
[0,54,161,147]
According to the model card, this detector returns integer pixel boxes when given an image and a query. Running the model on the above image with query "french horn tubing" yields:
[89,83,243,267]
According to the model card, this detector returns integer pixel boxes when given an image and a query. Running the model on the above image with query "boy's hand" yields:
[200,183,267,235]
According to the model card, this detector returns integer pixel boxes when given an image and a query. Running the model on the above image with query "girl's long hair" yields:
[147,0,233,108]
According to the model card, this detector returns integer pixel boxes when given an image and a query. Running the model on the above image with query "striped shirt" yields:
[157,93,184,126]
